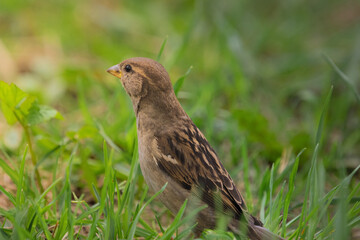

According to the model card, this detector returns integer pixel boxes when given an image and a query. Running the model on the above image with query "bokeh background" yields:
[0,0,359,237]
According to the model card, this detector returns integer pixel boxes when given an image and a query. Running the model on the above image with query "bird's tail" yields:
[228,218,284,240]
[249,225,285,240]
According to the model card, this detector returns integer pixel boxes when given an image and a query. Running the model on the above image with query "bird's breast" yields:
[138,136,190,214]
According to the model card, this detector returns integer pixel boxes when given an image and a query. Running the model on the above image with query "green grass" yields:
[0,0,359,239]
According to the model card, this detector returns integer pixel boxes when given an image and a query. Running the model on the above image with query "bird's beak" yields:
[107,64,122,78]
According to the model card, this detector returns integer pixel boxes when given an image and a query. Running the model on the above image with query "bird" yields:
[107,57,283,240]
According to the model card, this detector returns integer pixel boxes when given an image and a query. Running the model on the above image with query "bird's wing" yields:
[153,121,248,219]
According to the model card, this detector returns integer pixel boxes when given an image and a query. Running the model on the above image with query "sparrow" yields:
[107,57,283,240]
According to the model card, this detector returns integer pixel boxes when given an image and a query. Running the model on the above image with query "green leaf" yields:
[0,81,35,125]
[26,102,63,126]
[0,101,17,124]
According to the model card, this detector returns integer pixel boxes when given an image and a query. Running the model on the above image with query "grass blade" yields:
[156,35,168,62]
[127,183,167,240]
[173,66,193,96]
[315,86,333,145]
[281,148,305,237]
[0,158,18,184]
[323,54,360,103]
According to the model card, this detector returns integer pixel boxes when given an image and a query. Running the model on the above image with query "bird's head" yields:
[107,57,173,99]
[107,57,184,118]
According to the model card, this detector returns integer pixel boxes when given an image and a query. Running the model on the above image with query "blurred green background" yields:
[0,0,359,234]
[1,0,359,161]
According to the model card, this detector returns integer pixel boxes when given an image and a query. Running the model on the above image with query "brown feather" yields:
[153,120,249,219]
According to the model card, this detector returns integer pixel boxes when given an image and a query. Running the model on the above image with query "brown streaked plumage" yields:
[107,57,283,240]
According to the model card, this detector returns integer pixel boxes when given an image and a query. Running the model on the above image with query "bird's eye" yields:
[125,64,132,72]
